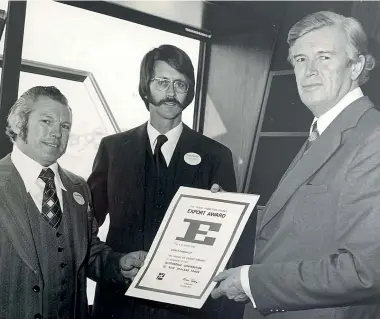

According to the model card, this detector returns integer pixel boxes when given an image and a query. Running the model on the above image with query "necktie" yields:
[304,121,320,152]
[39,168,63,228]
[154,135,168,177]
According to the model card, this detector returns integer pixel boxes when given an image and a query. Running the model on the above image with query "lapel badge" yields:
[73,192,85,205]
[184,152,201,166]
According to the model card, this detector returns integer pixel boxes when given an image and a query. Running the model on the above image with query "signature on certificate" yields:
[183,277,199,284]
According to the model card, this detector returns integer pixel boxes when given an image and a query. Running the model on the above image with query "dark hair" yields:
[6,86,70,142]
[287,11,375,86]
[138,44,195,109]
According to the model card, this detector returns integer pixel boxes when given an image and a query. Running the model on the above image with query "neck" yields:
[150,116,181,134]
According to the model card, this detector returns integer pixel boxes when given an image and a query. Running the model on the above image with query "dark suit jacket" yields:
[244,97,380,319]
[0,154,124,319]
[88,122,237,245]
[87,122,236,318]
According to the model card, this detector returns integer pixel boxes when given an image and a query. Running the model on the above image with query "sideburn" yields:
[19,115,29,143]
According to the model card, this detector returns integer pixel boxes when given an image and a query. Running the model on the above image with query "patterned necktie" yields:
[304,121,320,152]
[154,135,168,176]
[38,168,62,228]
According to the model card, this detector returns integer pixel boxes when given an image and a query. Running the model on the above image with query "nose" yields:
[166,81,176,96]
[50,124,62,139]
[305,60,318,77]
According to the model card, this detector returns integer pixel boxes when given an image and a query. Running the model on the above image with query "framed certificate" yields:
[126,186,259,308]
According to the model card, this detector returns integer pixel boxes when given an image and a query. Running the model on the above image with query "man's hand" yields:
[120,250,147,280]
[211,266,248,302]
[210,183,224,193]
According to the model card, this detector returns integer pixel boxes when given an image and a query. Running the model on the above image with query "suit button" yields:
[56,232,62,237]
[32,285,40,293]
[61,279,66,285]
[34,314,42,319]
[58,247,64,252]
[60,294,65,301]
[60,262,67,268]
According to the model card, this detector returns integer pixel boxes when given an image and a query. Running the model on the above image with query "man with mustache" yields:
[88,44,236,319]
[210,11,380,319]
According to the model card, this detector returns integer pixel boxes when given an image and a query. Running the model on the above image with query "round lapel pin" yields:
[184,152,201,166]
[73,192,85,205]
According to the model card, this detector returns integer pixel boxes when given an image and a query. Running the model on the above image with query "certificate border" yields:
[134,194,250,299]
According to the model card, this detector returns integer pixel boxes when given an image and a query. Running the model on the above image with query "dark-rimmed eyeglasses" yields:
[150,77,189,94]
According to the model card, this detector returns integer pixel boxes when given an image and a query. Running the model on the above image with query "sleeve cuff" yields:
[240,265,256,308]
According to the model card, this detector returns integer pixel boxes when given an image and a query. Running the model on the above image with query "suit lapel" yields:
[256,142,307,230]
[0,155,41,276]
[117,124,148,224]
[59,167,89,270]
[172,125,202,189]
[259,97,374,231]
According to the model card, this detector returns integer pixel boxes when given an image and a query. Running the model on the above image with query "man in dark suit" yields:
[88,44,237,319]
[211,11,380,319]
[0,86,146,319]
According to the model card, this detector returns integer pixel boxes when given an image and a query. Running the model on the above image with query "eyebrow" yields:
[39,113,71,124]
[316,50,337,55]
[154,76,186,81]
[293,50,337,59]
[39,113,54,118]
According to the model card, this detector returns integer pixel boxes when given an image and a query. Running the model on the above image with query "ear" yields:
[351,55,365,81]
[13,120,22,135]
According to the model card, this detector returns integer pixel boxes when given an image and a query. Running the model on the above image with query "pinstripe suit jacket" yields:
[0,154,125,319]
[244,97,380,318]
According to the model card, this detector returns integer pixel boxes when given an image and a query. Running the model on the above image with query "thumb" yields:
[213,270,230,282]
[210,183,221,193]
[137,250,148,261]
[120,256,144,270]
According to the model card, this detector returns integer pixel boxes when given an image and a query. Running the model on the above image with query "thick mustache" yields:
[158,98,181,106]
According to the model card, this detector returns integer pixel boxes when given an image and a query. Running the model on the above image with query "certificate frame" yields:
[126,186,259,308]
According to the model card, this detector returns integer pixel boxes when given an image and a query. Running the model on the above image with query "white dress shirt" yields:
[310,87,364,135]
[240,87,364,307]
[147,121,183,166]
[11,145,66,212]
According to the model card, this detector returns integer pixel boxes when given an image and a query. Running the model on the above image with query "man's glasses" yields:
[150,77,189,94]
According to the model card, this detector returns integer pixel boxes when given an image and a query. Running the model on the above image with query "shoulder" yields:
[100,123,147,147]
[60,167,86,186]
[0,154,15,187]
[356,106,380,137]
[347,106,380,161]
[184,126,232,156]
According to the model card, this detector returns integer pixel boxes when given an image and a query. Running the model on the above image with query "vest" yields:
[26,191,76,319]
[143,140,180,250]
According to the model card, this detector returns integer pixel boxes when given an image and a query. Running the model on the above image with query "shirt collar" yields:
[11,145,67,193]
[311,87,364,135]
[147,121,183,151]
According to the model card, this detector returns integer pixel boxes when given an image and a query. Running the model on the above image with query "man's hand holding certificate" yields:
[126,186,259,308]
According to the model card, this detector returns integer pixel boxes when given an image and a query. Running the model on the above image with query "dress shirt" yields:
[11,145,66,212]
[310,87,363,135]
[147,121,183,166]
[240,87,364,308]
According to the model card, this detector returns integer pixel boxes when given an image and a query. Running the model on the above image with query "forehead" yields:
[292,25,348,55]
[30,96,71,121]
[152,60,187,81]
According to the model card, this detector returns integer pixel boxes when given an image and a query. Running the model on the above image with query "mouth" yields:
[163,101,178,106]
[43,142,60,148]
[303,84,322,90]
